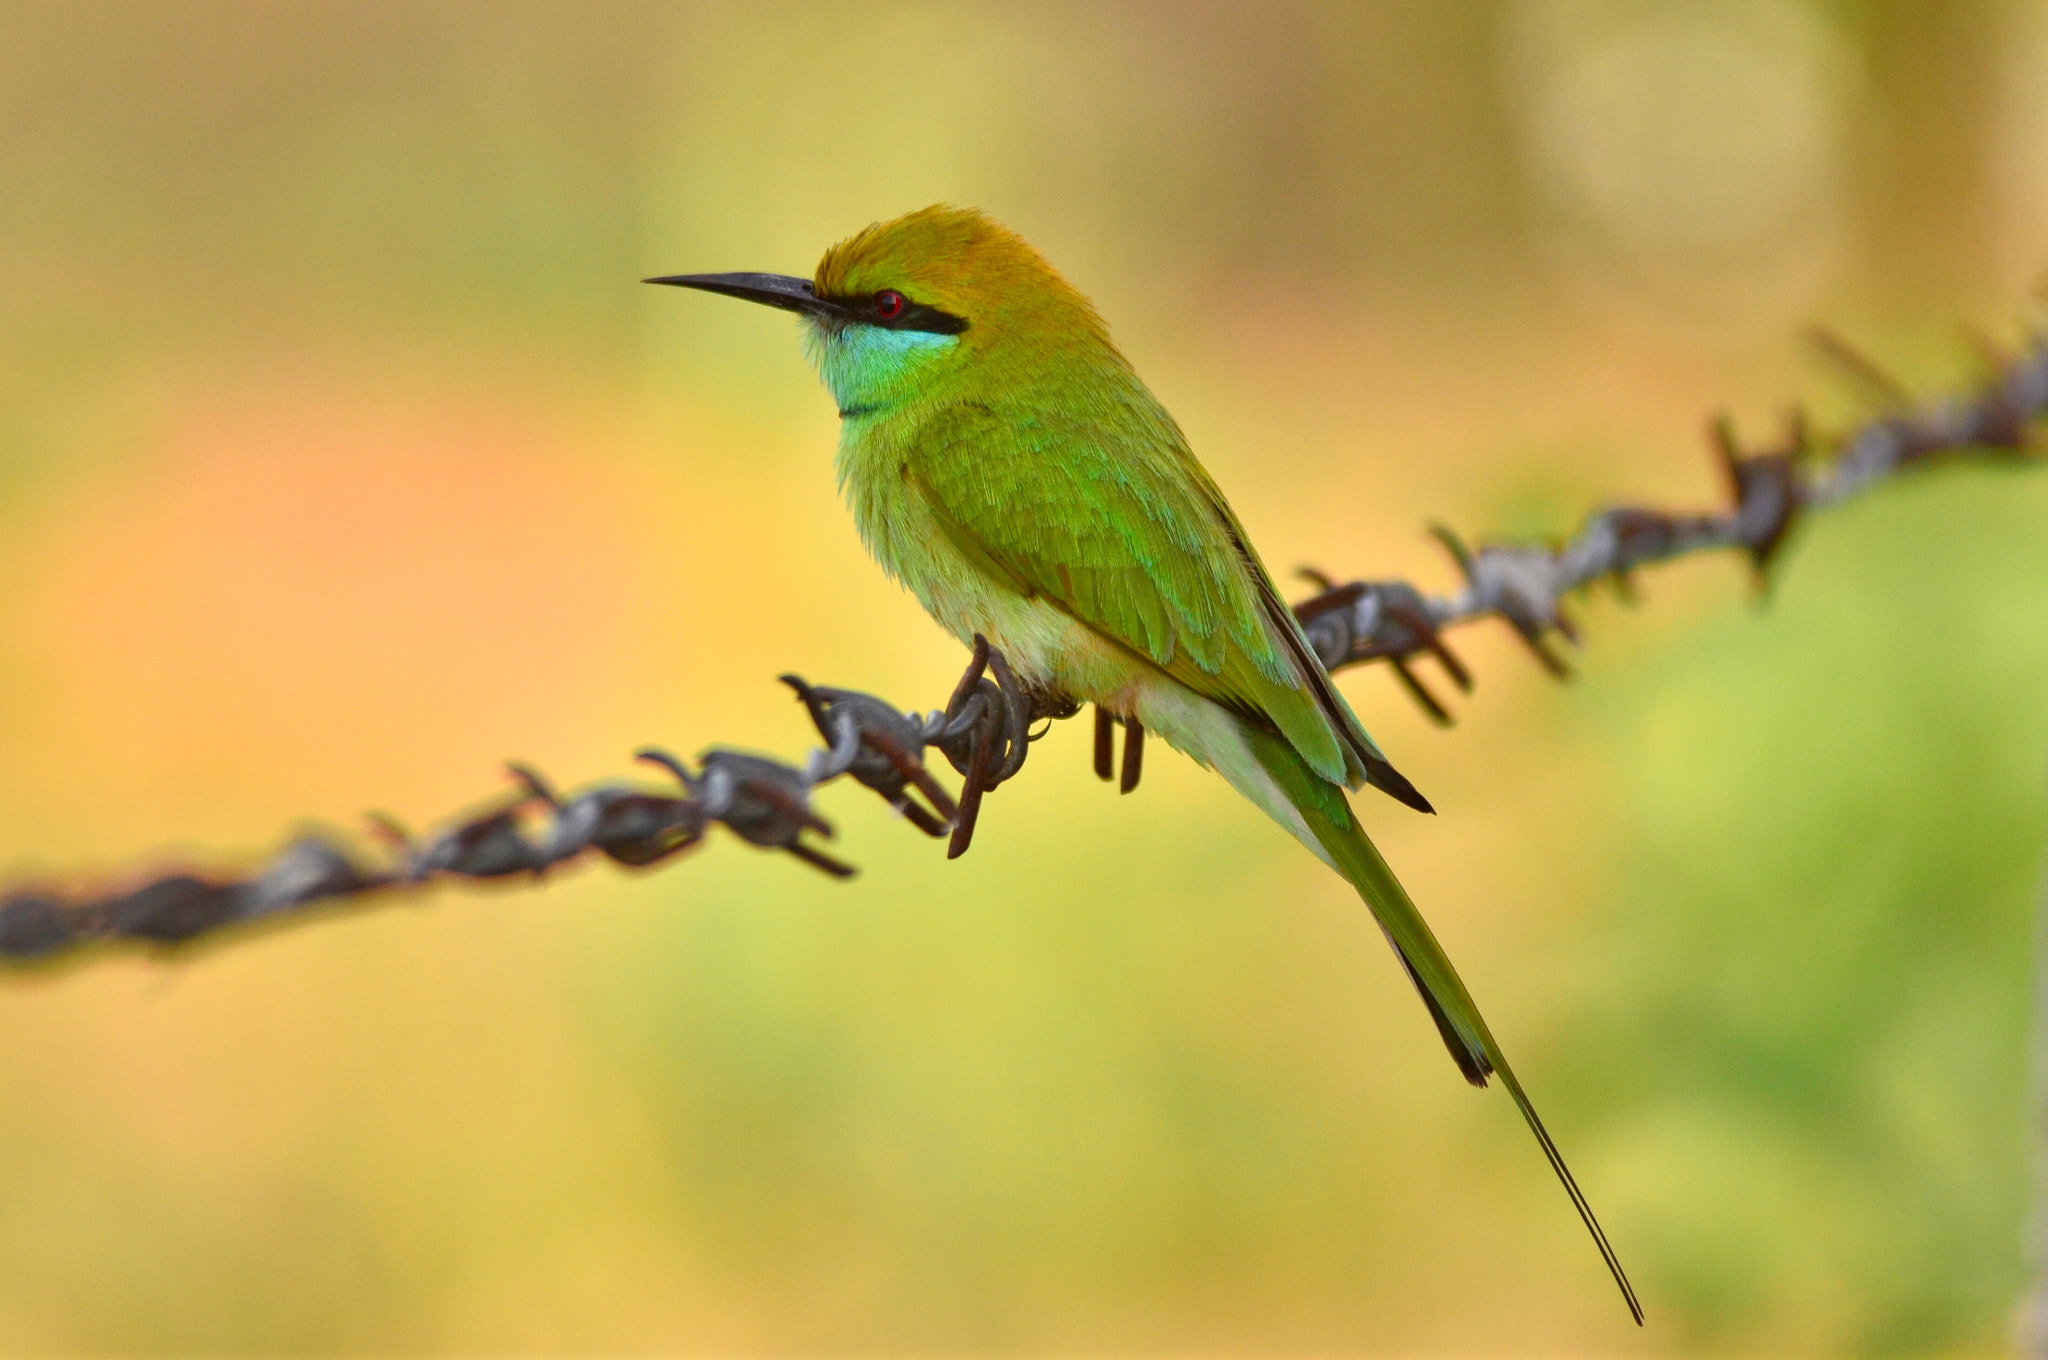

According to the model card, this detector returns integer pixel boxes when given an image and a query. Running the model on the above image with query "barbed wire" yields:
[3,325,2042,964]
[1291,325,2048,713]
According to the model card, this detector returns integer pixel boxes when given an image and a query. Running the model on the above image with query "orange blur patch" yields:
[5,385,789,846]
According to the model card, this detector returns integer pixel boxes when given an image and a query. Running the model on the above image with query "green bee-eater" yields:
[650,205,1639,1322]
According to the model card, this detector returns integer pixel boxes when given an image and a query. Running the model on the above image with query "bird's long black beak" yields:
[642,271,849,322]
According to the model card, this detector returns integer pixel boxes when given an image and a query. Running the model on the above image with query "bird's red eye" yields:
[874,289,906,320]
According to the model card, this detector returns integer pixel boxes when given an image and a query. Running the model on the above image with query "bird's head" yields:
[647,205,1117,418]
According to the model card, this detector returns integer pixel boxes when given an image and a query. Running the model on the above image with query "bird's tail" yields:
[1242,722,1643,1325]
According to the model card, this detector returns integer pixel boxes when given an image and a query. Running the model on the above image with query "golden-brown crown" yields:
[813,204,1109,344]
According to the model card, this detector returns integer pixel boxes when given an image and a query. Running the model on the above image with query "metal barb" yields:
[780,674,956,834]
[5,312,2045,963]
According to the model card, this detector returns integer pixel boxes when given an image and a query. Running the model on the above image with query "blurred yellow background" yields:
[1,1,2045,1353]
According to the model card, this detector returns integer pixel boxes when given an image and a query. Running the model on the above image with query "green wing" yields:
[906,397,1421,807]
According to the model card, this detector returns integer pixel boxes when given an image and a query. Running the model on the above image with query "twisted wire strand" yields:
[1293,326,2048,708]
[3,325,2042,963]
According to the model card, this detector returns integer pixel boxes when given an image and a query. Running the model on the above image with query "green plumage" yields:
[908,398,1390,792]
[1241,721,1634,1314]
[655,203,1641,1324]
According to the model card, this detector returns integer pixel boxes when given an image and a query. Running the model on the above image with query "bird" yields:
[647,204,1640,1324]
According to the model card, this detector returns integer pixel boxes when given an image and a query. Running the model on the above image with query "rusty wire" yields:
[1291,325,2048,716]
[3,324,2042,963]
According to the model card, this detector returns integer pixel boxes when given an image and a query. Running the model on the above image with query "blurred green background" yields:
[0,1,2044,1353]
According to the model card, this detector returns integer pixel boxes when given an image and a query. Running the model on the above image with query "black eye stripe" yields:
[820,290,969,335]
[893,302,969,335]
